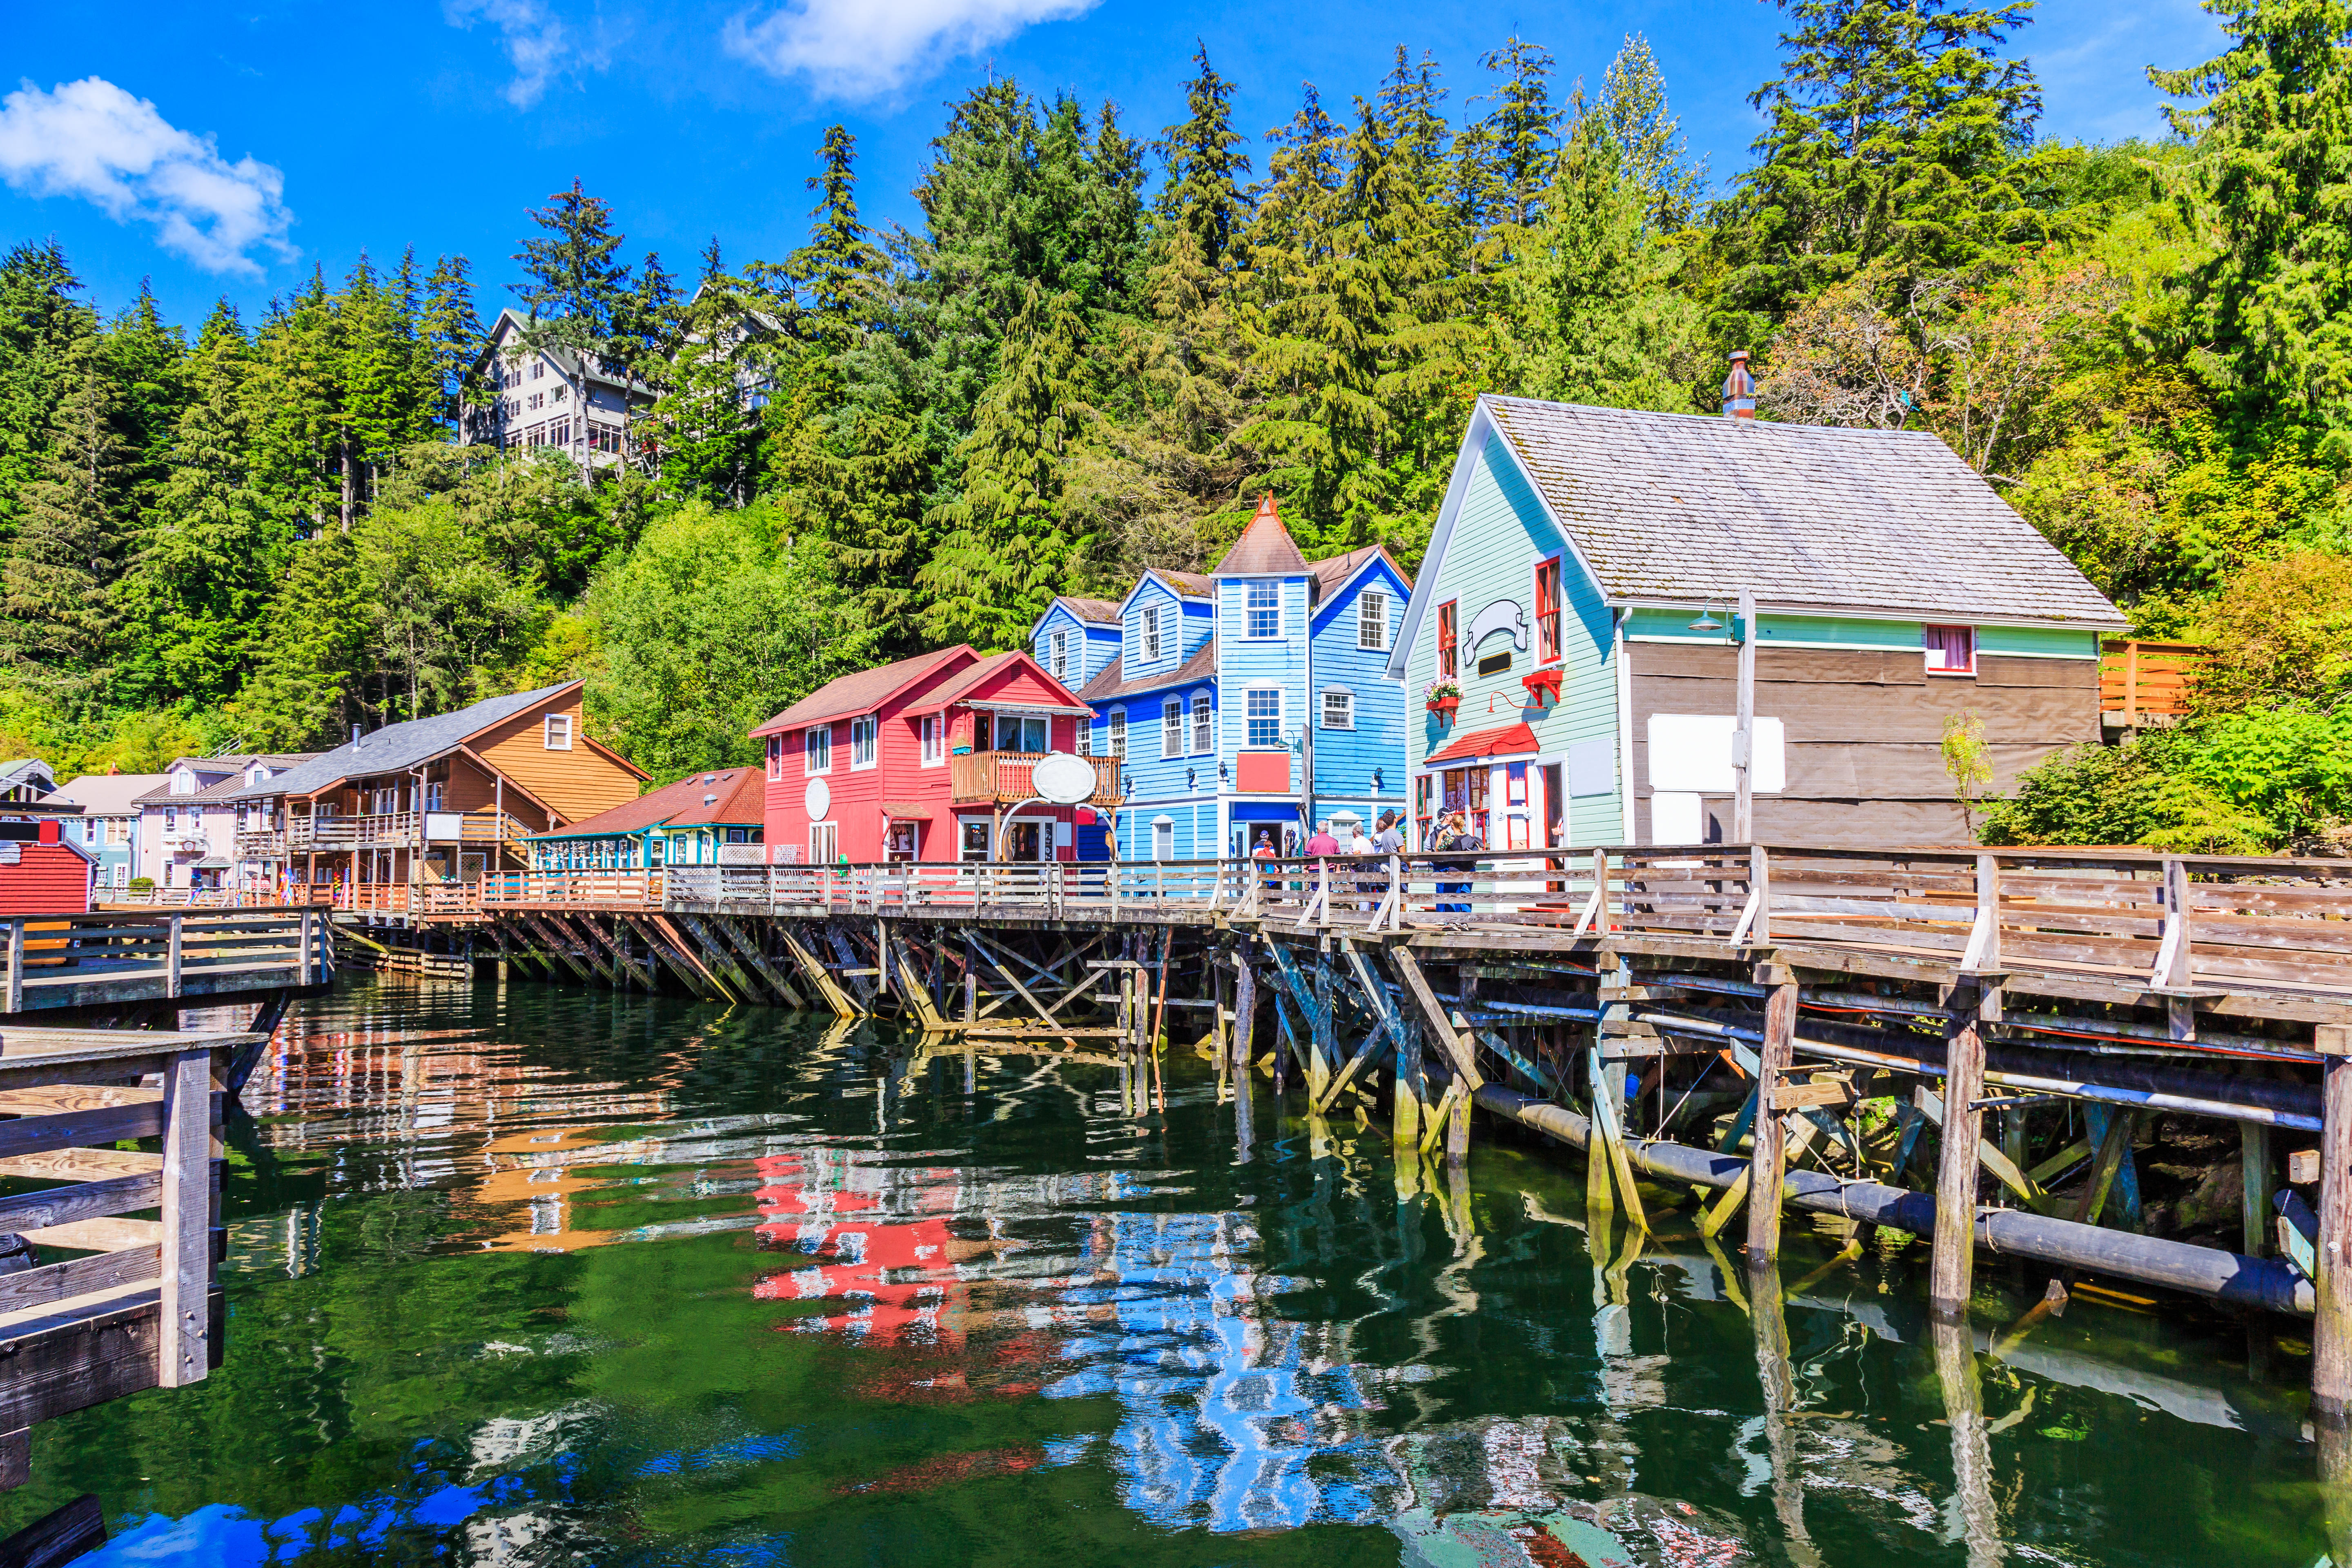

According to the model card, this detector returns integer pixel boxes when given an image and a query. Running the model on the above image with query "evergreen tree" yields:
[2153,0,2352,426]
[419,253,482,434]
[917,282,1090,648]
[1470,39,1562,239]
[234,530,372,746]
[0,241,96,547]
[102,280,189,523]
[1157,47,1253,274]
[513,180,637,354]
[1731,0,2045,312]
[1596,34,1703,230]
[0,339,127,706]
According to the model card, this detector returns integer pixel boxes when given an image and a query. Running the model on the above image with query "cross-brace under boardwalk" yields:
[366,842,2352,1413]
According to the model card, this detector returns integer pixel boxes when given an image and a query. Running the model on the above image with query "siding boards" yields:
[472,693,643,824]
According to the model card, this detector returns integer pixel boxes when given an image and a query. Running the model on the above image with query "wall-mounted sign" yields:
[803,777,831,820]
[1467,598,1528,652]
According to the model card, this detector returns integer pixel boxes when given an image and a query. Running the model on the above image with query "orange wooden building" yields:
[228,680,648,901]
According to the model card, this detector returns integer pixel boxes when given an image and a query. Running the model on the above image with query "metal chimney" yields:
[1722,350,1756,420]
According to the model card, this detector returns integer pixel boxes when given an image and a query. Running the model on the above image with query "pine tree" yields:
[1731,0,2045,312]
[115,302,290,708]
[1470,39,1562,240]
[0,241,97,547]
[102,279,189,523]
[513,180,636,354]
[2153,0,2352,425]
[917,282,1090,649]
[233,529,372,746]
[1156,47,1254,274]
[419,253,482,434]
[0,338,127,706]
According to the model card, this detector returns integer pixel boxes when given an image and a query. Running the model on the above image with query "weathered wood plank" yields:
[156,1048,210,1389]
[0,1176,161,1236]
[0,1247,157,1319]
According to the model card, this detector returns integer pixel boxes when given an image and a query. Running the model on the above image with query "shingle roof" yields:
[137,754,314,806]
[1481,396,2126,626]
[1051,595,1123,625]
[530,766,764,839]
[750,648,973,737]
[904,651,1093,717]
[50,774,169,816]
[1158,570,1216,598]
[1211,495,1310,576]
[1078,639,1219,703]
[228,684,595,800]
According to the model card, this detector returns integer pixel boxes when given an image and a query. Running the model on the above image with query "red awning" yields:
[1425,722,1539,766]
[878,801,933,818]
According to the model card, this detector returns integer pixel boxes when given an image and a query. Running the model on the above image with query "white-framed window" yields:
[424,782,445,810]
[850,714,878,768]
[1108,708,1127,760]
[919,714,943,766]
[1190,693,1212,754]
[1142,604,1164,662]
[1246,581,1281,639]
[809,822,838,864]
[1076,720,1092,757]
[767,735,782,781]
[1247,689,1281,748]
[544,713,573,750]
[1162,697,1183,758]
[1050,629,1068,678]
[530,359,545,381]
[171,770,194,795]
[1924,624,1976,675]
[1321,689,1355,729]
[806,726,832,774]
[1357,590,1388,650]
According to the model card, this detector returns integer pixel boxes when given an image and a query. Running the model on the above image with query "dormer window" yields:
[1050,629,1068,678]
[544,714,573,750]
[171,770,194,795]
[1142,605,1164,663]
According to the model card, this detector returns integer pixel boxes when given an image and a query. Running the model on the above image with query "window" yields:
[1321,689,1354,729]
[809,822,838,864]
[1247,689,1281,748]
[919,714,943,766]
[544,714,573,750]
[1925,624,1976,675]
[1534,559,1561,663]
[1142,605,1164,662]
[1246,581,1281,639]
[1076,720,1092,757]
[1163,697,1183,758]
[1108,708,1127,759]
[806,726,832,774]
[528,391,545,412]
[767,735,782,781]
[1153,818,1174,861]
[424,782,445,811]
[1050,629,1068,678]
[530,359,545,381]
[551,384,566,403]
[587,423,623,454]
[1358,591,1388,650]
[1190,693,1212,754]
[850,714,878,768]
[1437,601,1458,679]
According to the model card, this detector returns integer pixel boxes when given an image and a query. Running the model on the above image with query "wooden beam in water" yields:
[2316,1027,2352,1421]
[1931,978,1998,1319]
[1744,961,1798,1265]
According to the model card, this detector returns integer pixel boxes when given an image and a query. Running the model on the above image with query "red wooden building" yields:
[0,819,96,915]
[751,646,1115,864]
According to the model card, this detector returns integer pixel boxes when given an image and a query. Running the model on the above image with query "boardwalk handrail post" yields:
[298,909,315,986]
[1961,853,2002,972]
[2,919,19,1013]
[2152,855,2193,989]
[2320,1025,2352,1421]
[1730,846,1771,947]
[157,1044,213,1388]
[166,913,184,999]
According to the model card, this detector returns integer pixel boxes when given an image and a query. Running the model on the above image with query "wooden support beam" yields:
[712,918,809,1008]
[1318,942,1405,1114]
[2319,1029,2352,1421]
[650,915,742,1004]
[1231,948,1258,1080]
[1744,964,1799,1264]
[156,1046,211,1389]
[677,915,775,1004]
[775,927,858,1017]
[2244,1120,2273,1260]
[1585,1042,1647,1234]
[568,914,653,990]
[1931,978,1993,1319]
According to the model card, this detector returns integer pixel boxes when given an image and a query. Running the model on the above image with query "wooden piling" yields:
[2316,1028,2352,1421]
[1931,978,1993,1319]
[2244,1120,2273,1259]
[1743,962,1798,1264]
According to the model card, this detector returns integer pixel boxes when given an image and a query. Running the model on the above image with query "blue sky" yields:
[2,0,2226,330]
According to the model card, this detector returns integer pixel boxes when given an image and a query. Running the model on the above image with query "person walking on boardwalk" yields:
[1434,809,1481,914]
[1252,830,1278,898]
[1304,820,1340,857]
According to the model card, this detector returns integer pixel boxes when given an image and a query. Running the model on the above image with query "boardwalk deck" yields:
[1,909,331,1018]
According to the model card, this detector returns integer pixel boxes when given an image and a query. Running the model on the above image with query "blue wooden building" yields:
[1040,497,1411,861]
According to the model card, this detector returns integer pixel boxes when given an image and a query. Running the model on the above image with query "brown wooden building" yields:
[229,681,647,904]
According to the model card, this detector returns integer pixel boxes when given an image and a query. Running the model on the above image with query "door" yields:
[1006,822,1043,861]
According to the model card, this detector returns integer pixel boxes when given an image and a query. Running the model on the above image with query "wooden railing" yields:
[287,811,529,853]
[947,751,1119,806]
[1,908,330,1013]
[479,871,664,909]
[233,830,286,859]
[0,1027,244,1415]
[2101,639,2212,723]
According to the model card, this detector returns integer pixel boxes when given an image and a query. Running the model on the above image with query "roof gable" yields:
[228,683,591,799]
[1306,546,1411,630]
[534,766,765,839]
[906,650,1093,716]
[751,647,976,737]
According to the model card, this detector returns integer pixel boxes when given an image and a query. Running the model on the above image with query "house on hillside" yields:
[135,755,314,893]
[527,765,765,871]
[0,761,55,807]
[751,648,1110,864]
[1049,496,1410,862]
[229,681,648,901]
[1388,368,2129,849]
[51,773,167,894]
[457,308,657,468]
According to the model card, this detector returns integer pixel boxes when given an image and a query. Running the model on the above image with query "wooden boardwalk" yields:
[1,909,331,1019]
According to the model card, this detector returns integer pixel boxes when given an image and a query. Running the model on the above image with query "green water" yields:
[2,975,2337,1565]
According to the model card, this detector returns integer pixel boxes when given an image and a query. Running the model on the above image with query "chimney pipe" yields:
[351,724,362,746]
[1722,350,1756,420]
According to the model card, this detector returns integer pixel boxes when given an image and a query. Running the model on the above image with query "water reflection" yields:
[5,977,2334,1566]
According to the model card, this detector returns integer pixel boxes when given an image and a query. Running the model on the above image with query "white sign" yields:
[1652,791,1704,844]
[1646,714,1786,794]
[1568,738,1615,797]
[803,777,831,820]
[1030,751,1096,806]
[424,811,463,842]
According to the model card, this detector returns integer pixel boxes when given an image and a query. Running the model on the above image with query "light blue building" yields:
[49,773,165,895]
[1038,498,1410,861]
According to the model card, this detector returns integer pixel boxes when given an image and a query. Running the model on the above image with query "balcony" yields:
[235,830,286,860]
[949,751,1119,807]
[287,811,531,853]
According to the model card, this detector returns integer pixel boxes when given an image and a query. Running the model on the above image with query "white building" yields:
[458,308,655,470]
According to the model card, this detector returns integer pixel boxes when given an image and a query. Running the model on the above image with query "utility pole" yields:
[1733,587,1756,843]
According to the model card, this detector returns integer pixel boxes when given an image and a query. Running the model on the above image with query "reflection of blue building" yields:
[1044,1207,1381,1533]
[1039,497,1410,863]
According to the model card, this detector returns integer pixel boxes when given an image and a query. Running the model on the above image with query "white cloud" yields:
[445,0,607,109]
[0,77,294,276]
[724,0,1100,102]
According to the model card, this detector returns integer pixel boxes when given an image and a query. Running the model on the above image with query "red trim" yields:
[1436,601,1458,681]
[1425,722,1539,766]
[1532,556,1562,665]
